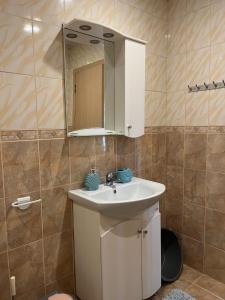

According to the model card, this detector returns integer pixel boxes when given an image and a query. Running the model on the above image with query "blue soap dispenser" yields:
[84,168,100,191]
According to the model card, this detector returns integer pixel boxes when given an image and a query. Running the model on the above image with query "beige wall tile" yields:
[168,0,187,19]
[182,235,204,272]
[205,209,225,251]
[122,0,168,19]
[0,0,33,19]
[39,139,69,189]
[44,231,73,284]
[210,42,225,82]
[205,244,225,283]
[8,240,45,295]
[166,166,183,233]
[116,136,136,170]
[33,22,63,78]
[114,1,150,40]
[187,0,211,12]
[186,47,210,86]
[207,134,225,173]
[0,12,34,74]
[185,133,207,170]
[136,134,152,174]
[183,202,205,241]
[89,0,116,29]
[95,136,116,178]
[151,133,166,183]
[65,0,116,29]
[64,0,94,22]
[6,192,42,249]
[36,77,64,129]
[146,55,167,92]
[13,287,45,300]
[168,17,186,56]
[184,169,206,206]
[46,274,75,296]
[0,73,37,130]
[167,131,184,167]
[0,252,11,300]
[167,54,187,92]
[206,171,225,213]
[0,198,7,253]
[167,92,186,126]
[148,16,167,57]
[31,0,64,25]
[145,92,167,126]
[152,133,166,168]
[186,7,210,51]
[0,221,7,253]
[69,137,95,183]
[185,92,209,126]
[2,141,40,197]
[209,89,225,126]
[42,187,72,237]
[211,1,225,45]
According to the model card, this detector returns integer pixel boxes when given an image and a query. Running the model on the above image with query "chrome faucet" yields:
[105,172,117,193]
[105,171,115,186]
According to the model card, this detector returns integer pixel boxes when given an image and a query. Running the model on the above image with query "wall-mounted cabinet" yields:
[63,19,146,138]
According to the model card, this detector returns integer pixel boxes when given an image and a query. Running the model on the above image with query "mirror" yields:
[63,24,115,136]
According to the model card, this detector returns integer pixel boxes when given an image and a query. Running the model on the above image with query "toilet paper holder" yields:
[11,196,42,210]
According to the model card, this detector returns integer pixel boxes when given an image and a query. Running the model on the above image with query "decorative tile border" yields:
[0,129,66,141]
[1,127,225,142]
[1,130,38,141]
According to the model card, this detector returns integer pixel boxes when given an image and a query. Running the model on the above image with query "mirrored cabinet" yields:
[63,19,146,138]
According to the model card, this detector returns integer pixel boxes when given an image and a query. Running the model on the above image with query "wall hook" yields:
[204,82,208,89]
[213,81,217,88]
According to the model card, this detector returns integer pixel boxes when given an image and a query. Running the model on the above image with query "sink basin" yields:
[69,177,165,218]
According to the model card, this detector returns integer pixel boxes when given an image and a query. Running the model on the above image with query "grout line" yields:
[37,136,47,294]
[0,141,12,297]
[191,283,224,300]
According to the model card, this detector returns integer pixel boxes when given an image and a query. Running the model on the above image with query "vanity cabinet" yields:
[73,203,161,300]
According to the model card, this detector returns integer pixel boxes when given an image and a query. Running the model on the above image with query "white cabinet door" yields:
[124,39,145,138]
[142,212,161,299]
[101,220,142,300]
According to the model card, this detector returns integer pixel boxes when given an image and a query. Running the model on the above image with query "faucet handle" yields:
[106,171,114,183]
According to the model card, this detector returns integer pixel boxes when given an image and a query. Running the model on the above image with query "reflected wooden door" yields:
[73,60,104,130]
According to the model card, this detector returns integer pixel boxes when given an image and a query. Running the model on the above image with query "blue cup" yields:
[116,168,133,183]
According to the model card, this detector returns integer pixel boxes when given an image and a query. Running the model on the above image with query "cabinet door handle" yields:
[137,229,142,234]
[143,230,148,235]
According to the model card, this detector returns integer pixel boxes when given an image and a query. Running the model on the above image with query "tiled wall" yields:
[0,0,168,299]
[165,0,225,285]
[167,0,225,126]
[1,0,225,298]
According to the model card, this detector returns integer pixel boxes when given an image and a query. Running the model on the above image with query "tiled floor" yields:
[151,265,225,300]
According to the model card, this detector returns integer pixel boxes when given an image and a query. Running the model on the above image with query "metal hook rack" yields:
[188,80,225,92]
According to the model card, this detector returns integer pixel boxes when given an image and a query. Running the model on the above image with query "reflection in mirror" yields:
[64,28,115,135]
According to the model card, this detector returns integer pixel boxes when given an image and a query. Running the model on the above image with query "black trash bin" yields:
[161,228,183,283]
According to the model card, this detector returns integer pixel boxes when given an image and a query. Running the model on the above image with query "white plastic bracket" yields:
[11,196,41,210]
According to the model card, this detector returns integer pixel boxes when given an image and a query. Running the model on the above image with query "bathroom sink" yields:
[69,177,165,218]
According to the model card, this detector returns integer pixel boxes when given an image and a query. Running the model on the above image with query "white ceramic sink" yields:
[69,177,165,218]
